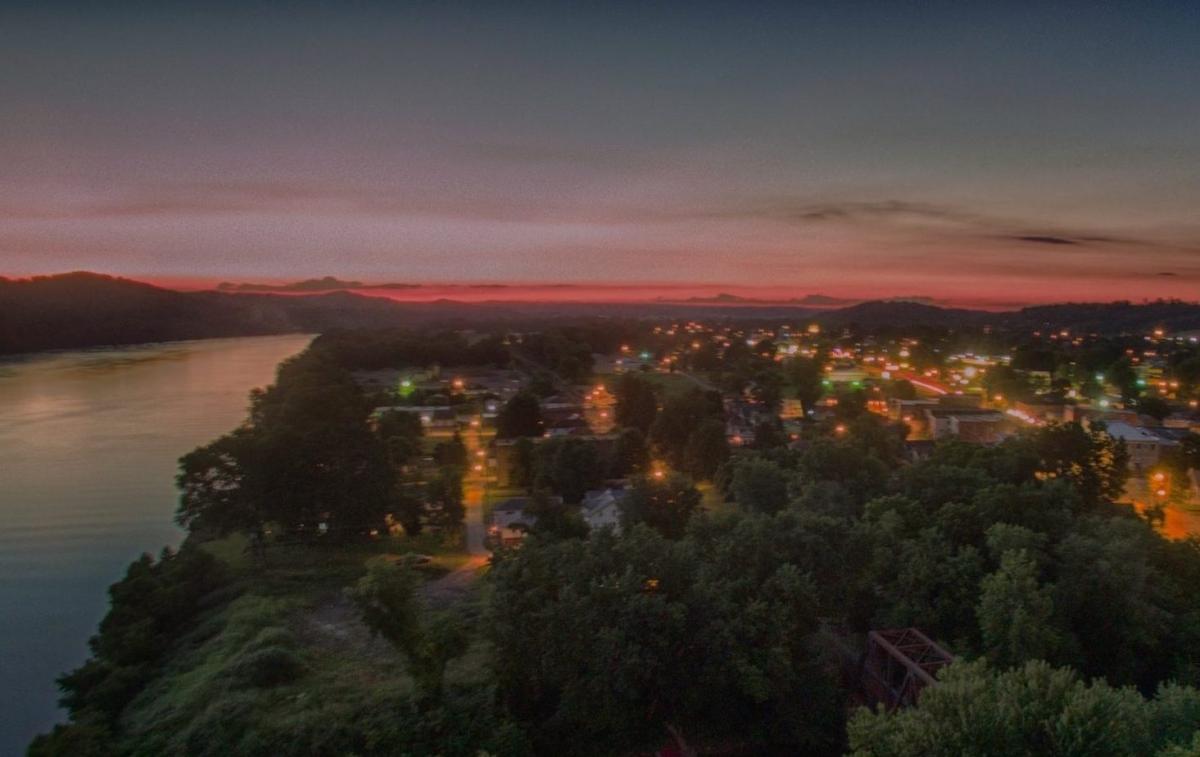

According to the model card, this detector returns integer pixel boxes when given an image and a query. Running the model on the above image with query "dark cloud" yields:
[1011,235,1082,245]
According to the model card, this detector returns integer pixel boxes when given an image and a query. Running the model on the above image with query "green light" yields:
[398,378,415,398]
[640,351,651,360]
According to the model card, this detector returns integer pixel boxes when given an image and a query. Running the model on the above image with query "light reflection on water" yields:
[0,334,311,754]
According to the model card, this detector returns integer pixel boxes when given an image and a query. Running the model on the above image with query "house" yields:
[904,439,936,462]
[489,496,562,547]
[1104,422,1179,473]
[580,487,627,533]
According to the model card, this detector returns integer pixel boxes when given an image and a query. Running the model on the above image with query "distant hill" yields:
[3,273,1199,355]
[216,276,423,292]
[0,273,422,355]
[1007,301,1200,334]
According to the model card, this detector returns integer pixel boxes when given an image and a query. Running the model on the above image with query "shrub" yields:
[225,646,306,689]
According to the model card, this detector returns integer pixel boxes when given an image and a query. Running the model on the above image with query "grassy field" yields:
[119,529,485,754]
[596,370,704,399]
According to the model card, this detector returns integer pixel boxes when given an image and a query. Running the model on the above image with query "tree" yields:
[848,660,1200,757]
[612,427,649,477]
[375,409,424,468]
[619,473,702,539]
[982,365,1031,402]
[731,457,791,515]
[889,379,917,401]
[749,369,784,411]
[495,390,544,439]
[786,357,825,415]
[392,485,426,537]
[1031,422,1129,508]
[1137,396,1172,423]
[176,429,265,545]
[525,489,588,540]
[682,418,730,479]
[536,437,601,504]
[349,561,468,700]
[433,430,468,467]
[833,388,867,421]
[614,373,658,433]
[487,524,845,755]
[177,352,400,544]
[247,353,396,539]
[511,436,537,489]
[52,548,227,729]
[1109,357,1140,402]
[425,466,464,530]
[649,388,724,467]
[752,418,788,450]
[977,550,1060,668]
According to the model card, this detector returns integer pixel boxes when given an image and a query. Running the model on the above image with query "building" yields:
[580,487,627,533]
[780,397,806,420]
[1164,410,1200,433]
[1104,422,1179,473]
[1064,405,1140,426]
[489,496,562,547]
[924,407,1008,443]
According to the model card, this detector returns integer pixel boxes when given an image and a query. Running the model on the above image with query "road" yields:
[1126,477,1200,541]
[421,417,491,604]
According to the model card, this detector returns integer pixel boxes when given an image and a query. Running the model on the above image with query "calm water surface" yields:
[0,334,311,754]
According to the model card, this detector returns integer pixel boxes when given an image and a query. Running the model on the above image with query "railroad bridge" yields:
[825,625,954,710]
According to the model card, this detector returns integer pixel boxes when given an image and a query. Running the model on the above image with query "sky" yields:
[2,1,1199,307]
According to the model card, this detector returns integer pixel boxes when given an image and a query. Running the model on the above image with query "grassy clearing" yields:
[595,370,703,399]
[698,481,730,513]
[122,527,485,755]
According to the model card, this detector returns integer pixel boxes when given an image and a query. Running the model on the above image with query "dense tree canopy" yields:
[488,525,845,755]
[849,660,1200,757]
[178,352,397,542]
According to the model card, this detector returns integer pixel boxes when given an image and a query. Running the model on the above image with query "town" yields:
[32,312,1200,755]
[359,319,1200,549]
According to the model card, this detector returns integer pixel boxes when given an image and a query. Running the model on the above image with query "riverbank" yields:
[0,334,313,754]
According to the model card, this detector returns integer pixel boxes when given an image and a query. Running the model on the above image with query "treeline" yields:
[307,328,509,371]
[30,548,230,755]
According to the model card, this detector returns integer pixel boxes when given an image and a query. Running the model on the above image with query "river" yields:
[0,334,312,754]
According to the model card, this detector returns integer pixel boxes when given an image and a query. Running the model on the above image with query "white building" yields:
[580,487,626,534]
[1104,422,1178,473]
